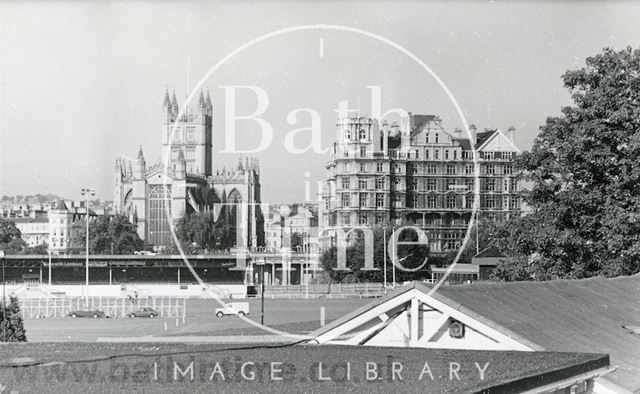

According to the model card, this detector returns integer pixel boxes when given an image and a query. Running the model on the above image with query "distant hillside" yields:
[1,194,112,209]
[1,193,68,205]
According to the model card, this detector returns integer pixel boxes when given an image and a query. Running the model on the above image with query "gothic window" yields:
[148,185,172,247]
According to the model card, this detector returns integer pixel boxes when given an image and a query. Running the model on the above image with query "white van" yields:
[215,302,249,318]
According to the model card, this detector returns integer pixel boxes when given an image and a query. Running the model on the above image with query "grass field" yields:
[22,298,372,342]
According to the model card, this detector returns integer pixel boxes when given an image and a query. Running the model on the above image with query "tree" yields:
[72,214,143,254]
[0,295,27,342]
[23,243,49,255]
[320,227,431,283]
[493,47,640,280]
[175,212,237,253]
[0,218,27,254]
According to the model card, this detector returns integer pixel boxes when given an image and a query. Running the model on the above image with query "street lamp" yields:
[81,188,95,307]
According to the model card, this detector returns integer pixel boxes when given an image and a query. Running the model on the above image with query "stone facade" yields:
[113,89,264,249]
[320,113,522,253]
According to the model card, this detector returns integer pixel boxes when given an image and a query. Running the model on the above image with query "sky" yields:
[1,1,639,204]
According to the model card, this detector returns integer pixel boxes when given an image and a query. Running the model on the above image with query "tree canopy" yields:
[491,47,640,280]
[174,211,236,253]
[72,214,143,254]
[0,218,27,254]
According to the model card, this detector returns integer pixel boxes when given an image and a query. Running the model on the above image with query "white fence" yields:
[19,296,187,319]
[264,283,385,298]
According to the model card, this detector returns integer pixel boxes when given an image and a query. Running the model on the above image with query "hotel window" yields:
[359,178,368,189]
[427,179,437,191]
[485,195,496,209]
[359,128,367,140]
[359,213,368,225]
[511,179,518,192]
[342,162,349,172]
[412,165,418,174]
[395,164,403,173]
[411,180,418,191]
[412,195,419,207]
[486,179,496,191]
[341,178,351,189]
[344,128,351,140]
[485,164,495,175]
[446,195,457,209]
[359,193,368,207]
[464,178,475,191]
[360,146,367,157]
[375,178,384,190]
[510,196,520,209]
[504,165,513,175]
[427,195,437,208]
[342,213,350,225]
[415,150,420,159]
[446,179,457,190]
[503,178,509,191]
[484,151,495,160]
[359,163,366,173]
[465,164,474,174]
[453,150,458,160]
[375,212,385,225]
[376,194,385,207]
[425,149,430,160]
[446,164,456,174]
[435,149,440,159]
[465,194,475,209]
[376,162,384,172]
[341,194,350,207]
[435,133,439,143]
[427,164,437,174]
[444,150,449,160]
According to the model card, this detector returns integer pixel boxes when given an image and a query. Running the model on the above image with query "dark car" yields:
[128,307,157,318]
[246,285,258,298]
[68,309,106,319]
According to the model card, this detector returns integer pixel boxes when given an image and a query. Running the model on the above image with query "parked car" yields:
[68,309,107,319]
[215,302,249,318]
[246,285,258,298]
[127,307,157,318]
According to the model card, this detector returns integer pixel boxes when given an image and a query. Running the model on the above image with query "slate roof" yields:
[422,274,640,392]
[309,274,640,392]
[476,129,498,147]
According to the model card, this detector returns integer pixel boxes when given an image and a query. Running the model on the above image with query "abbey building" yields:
[113,89,264,249]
